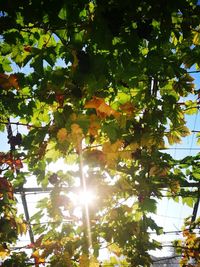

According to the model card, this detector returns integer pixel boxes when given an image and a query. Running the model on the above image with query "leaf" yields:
[184,100,198,115]
[193,29,200,45]
[58,5,68,20]
[80,254,89,267]
[89,256,99,267]
[0,73,19,90]
[102,140,123,167]
[182,197,194,208]
[0,245,9,259]
[102,123,120,142]
[31,250,45,265]
[57,128,68,143]
[149,165,169,177]
[166,125,190,145]
[14,158,23,170]
[192,172,200,179]
[140,199,157,213]
[0,177,14,199]
[88,114,100,136]
[85,97,120,119]
[45,142,60,162]
[84,149,105,166]
[107,243,122,257]
[17,221,27,235]
[119,102,135,115]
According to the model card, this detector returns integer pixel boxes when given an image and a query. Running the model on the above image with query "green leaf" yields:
[182,197,194,208]
[184,100,198,115]
[45,142,60,162]
[102,122,120,142]
[58,5,68,20]
[2,57,12,72]
[192,172,200,179]
[140,199,157,213]
[30,55,43,75]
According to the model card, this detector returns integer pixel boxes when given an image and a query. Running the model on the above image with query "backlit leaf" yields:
[57,128,68,143]
[0,245,9,259]
[85,97,120,118]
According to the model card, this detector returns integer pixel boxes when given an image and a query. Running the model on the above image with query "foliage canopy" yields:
[0,0,200,266]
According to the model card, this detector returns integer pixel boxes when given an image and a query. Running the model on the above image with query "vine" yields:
[0,1,200,266]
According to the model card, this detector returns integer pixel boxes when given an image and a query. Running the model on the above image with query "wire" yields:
[152,255,181,263]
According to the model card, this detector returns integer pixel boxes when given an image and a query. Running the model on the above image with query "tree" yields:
[0,0,200,266]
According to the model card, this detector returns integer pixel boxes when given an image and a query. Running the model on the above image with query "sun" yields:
[79,190,96,205]
[69,189,96,206]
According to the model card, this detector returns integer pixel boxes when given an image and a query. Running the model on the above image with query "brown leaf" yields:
[0,177,14,199]
[0,73,19,90]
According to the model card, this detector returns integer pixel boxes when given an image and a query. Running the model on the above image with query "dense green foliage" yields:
[0,0,200,266]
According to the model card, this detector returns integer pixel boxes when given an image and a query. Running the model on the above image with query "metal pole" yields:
[6,119,35,244]
[21,191,35,244]
[191,182,200,223]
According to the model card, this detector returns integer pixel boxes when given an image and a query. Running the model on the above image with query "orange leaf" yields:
[85,97,120,118]
[0,73,19,90]
[120,102,135,115]
[9,74,19,90]
[31,250,45,265]
[0,177,14,199]
[57,128,68,143]
[85,97,104,109]
[14,158,23,170]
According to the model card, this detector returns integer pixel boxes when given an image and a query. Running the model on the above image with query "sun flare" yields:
[79,190,96,205]
[69,189,96,206]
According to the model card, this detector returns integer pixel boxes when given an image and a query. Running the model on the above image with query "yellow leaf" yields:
[69,123,84,151]
[80,254,89,267]
[57,128,68,143]
[166,125,190,145]
[117,178,132,191]
[31,250,45,265]
[89,2,95,13]
[64,251,72,267]
[89,256,99,267]
[18,221,27,235]
[108,243,122,257]
[110,209,118,220]
[119,150,132,160]
[170,180,180,194]
[103,140,123,153]
[88,114,100,136]
[0,245,9,259]
[71,123,83,135]
[177,125,191,137]
[193,30,200,45]
[129,142,140,151]
[166,132,181,145]
[149,165,169,177]
[102,140,123,167]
